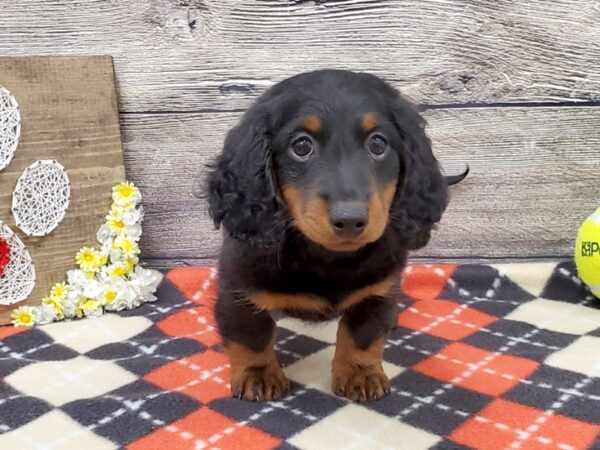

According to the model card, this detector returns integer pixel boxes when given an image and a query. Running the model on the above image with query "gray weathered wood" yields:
[1,0,600,112]
[122,106,600,263]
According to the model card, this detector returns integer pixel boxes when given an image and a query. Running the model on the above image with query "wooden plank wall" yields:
[1,0,599,267]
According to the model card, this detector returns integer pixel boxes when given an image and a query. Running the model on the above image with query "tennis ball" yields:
[575,207,600,298]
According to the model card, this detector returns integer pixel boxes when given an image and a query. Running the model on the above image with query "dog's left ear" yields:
[389,95,448,250]
[206,104,283,246]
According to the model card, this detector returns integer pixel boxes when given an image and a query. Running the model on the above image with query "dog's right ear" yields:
[206,106,282,246]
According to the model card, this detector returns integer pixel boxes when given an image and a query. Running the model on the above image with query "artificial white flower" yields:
[130,267,163,302]
[82,277,102,299]
[96,223,112,244]
[122,207,143,227]
[61,296,77,318]
[67,269,88,287]
[104,297,129,312]
[124,223,142,241]
[19,181,163,327]
[33,304,56,325]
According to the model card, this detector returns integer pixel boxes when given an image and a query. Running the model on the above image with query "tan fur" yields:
[251,291,331,313]
[331,317,390,401]
[282,183,397,252]
[302,114,322,134]
[227,337,289,401]
[339,275,398,311]
[360,112,379,133]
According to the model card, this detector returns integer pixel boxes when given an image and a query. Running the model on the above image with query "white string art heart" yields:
[0,86,21,172]
[12,160,71,237]
[0,221,36,305]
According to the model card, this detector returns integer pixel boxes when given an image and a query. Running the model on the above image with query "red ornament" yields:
[0,237,10,278]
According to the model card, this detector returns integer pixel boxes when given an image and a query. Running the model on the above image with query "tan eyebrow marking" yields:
[302,115,322,133]
[360,112,379,133]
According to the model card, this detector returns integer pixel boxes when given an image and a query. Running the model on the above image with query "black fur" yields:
[206,69,460,353]
[344,296,398,350]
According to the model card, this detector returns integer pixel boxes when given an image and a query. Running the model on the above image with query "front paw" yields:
[231,363,290,401]
[332,363,390,402]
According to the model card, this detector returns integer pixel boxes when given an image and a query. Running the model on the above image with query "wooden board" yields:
[121,106,600,265]
[0,56,125,324]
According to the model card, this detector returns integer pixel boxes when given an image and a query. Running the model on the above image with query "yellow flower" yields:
[125,257,137,274]
[107,261,129,278]
[75,300,85,318]
[112,181,140,207]
[50,282,68,300]
[107,209,127,235]
[114,236,139,258]
[83,299,100,312]
[75,297,99,318]
[42,296,64,320]
[11,306,36,327]
[76,247,103,272]
[101,287,117,305]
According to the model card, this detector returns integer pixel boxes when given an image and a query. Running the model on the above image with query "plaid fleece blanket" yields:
[0,262,599,450]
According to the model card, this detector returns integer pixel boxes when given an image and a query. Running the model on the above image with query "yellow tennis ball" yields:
[575,207,600,298]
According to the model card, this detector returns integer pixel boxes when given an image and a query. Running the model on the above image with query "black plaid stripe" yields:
[117,278,195,322]
[61,379,199,446]
[86,325,207,377]
[540,261,596,303]
[462,320,579,362]
[384,326,450,367]
[439,264,535,307]
[366,370,491,436]
[0,329,77,377]
[505,365,600,424]
[210,386,346,440]
[430,440,473,450]
[0,384,51,434]
[276,328,330,368]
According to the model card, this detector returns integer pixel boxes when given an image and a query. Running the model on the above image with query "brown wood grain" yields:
[0,56,125,324]
[1,0,599,111]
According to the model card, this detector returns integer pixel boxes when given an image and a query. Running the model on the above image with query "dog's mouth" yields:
[282,185,397,253]
[325,237,370,252]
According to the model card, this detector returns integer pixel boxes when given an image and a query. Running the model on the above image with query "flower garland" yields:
[0,237,10,278]
[11,181,163,326]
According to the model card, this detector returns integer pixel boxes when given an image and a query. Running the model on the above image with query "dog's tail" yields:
[445,165,469,186]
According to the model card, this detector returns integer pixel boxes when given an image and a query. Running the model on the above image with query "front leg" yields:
[332,296,397,401]
[215,291,289,401]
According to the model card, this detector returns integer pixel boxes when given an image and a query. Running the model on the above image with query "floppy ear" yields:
[389,96,448,250]
[206,107,283,246]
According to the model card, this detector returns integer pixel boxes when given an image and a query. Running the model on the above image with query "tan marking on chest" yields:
[251,291,332,313]
[339,276,398,311]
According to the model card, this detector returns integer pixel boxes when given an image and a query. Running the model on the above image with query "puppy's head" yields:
[207,70,447,251]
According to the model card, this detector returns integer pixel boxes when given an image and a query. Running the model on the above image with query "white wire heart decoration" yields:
[12,160,71,237]
[0,86,21,172]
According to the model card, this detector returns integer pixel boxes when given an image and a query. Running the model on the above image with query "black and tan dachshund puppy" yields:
[207,70,467,402]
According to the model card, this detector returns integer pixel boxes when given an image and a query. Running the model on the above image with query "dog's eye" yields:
[368,134,388,158]
[291,137,314,160]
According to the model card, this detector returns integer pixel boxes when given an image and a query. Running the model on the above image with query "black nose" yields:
[329,202,369,238]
